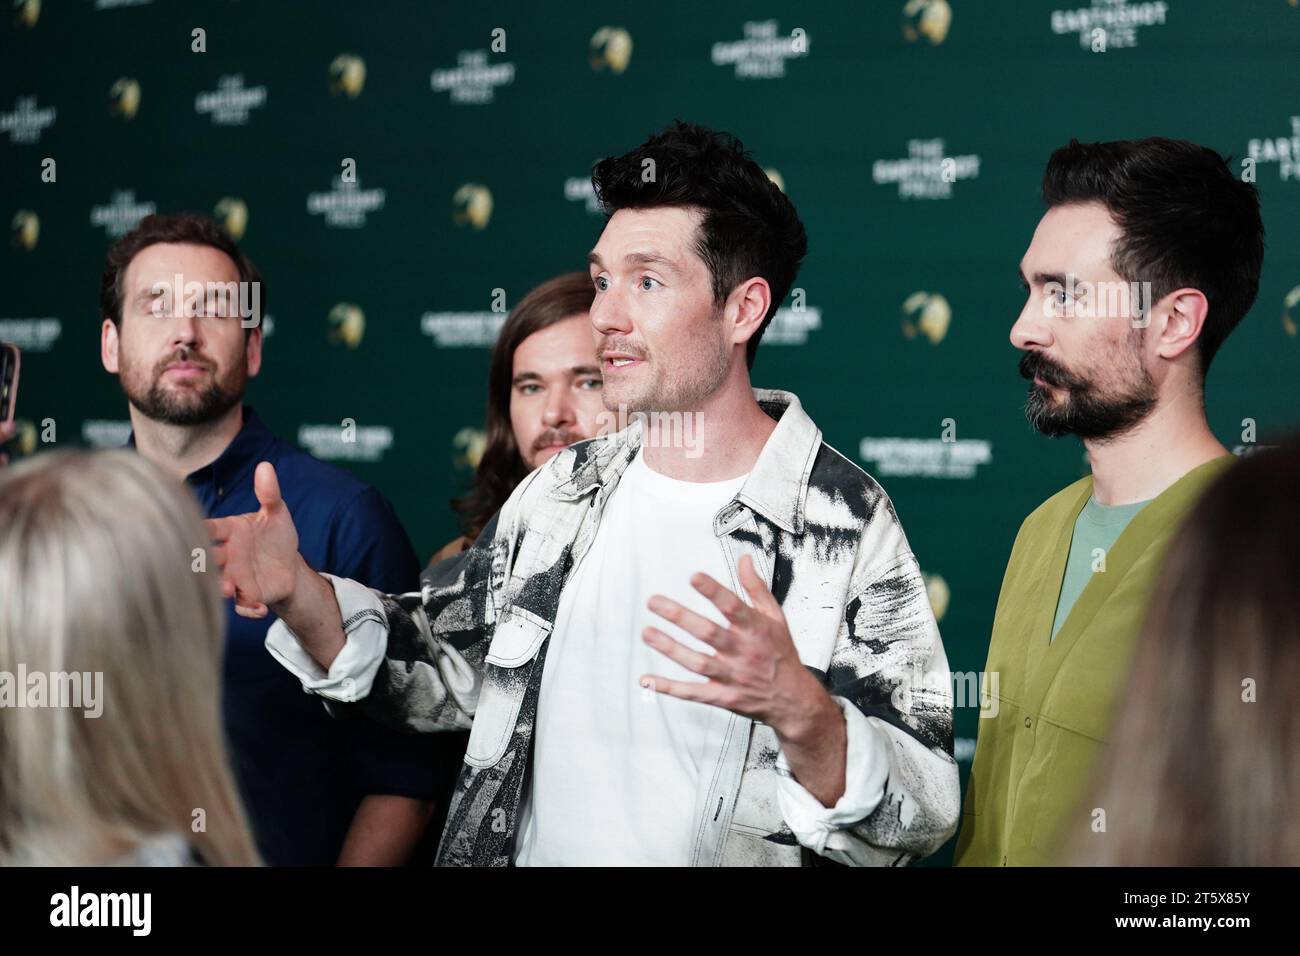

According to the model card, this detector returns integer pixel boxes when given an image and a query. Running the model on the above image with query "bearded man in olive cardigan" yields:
[956,137,1263,866]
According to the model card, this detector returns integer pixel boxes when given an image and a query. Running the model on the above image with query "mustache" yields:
[597,339,647,361]
[532,429,582,452]
[1019,350,1079,390]
[155,349,214,375]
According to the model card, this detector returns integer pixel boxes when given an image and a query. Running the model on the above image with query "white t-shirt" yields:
[514,447,750,865]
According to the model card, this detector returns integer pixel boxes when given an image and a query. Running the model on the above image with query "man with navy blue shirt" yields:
[100,213,448,865]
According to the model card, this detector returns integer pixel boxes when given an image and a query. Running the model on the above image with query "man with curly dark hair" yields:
[217,121,961,866]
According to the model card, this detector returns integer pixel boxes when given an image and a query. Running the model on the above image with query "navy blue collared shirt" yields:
[133,406,443,865]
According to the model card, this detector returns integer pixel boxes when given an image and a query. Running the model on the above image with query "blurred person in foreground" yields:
[432,271,603,563]
[0,450,259,866]
[1066,438,1300,866]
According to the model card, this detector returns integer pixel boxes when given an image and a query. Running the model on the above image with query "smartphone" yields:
[1,343,20,426]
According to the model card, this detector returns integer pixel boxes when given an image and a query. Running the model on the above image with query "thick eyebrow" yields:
[1018,265,1068,288]
[512,364,603,386]
[586,250,680,275]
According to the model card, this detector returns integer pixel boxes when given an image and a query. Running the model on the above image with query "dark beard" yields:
[1019,349,1157,441]
[130,378,241,426]
[123,353,245,427]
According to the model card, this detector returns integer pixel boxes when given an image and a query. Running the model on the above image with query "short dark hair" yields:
[1041,137,1264,378]
[590,120,808,370]
[100,212,263,330]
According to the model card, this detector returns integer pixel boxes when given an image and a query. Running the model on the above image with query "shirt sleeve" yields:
[264,573,390,702]
[775,695,891,855]
[265,483,420,702]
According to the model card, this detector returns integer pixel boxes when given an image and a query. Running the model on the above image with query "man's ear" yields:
[101,318,121,374]
[246,325,263,378]
[1154,288,1209,362]
[728,276,772,352]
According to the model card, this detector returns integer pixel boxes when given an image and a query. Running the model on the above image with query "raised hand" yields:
[640,553,825,732]
[641,553,848,805]
[207,461,304,619]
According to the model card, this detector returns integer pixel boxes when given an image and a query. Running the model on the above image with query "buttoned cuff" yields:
[776,695,891,855]
[264,573,388,703]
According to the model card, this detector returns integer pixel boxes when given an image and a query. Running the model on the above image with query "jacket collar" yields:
[741,388,822,535]
[549,388,822,536]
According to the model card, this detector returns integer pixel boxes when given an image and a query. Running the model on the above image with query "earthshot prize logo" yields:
[7,419,39,458]
[328,303,366,349]
[12,211,39,250]
[1050,0,1169,52]
[329,54,367,98]
[0,95,56,144]
[453,428,487,471]
[214,197,248,240]
[90,190,156,239]
[0,317,61,352]
[298,421,395,463]
[307,175,386,229]
[1243,116,1300,184]
[14,0,39,28]
[431,49,515,104]
[590,27,633,73]
[421,310,506,348]
[195,75,267,126]
[873,138,980,199]
[565,170,602,215]
[108,78,140,119]
[711,19,809,79]
[859,436,992,479]
[82,420,133,448]
[764,281,821,347]
[901,292,951,344]
[1283,284,1300,338]
[901,0,952,45]
[453,184,493,230]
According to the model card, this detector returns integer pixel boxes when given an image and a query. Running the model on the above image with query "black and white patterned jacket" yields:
[267,388,960,866]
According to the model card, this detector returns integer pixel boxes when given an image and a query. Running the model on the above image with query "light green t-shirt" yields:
[1050,494,1152,641]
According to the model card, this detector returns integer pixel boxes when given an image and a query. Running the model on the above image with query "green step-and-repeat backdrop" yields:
[4,1,1299,865]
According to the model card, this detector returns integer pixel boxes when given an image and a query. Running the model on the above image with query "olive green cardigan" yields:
[955,455,1234,866]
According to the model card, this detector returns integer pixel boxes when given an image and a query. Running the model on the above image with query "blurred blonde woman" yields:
[1065,439,1300,865]
[0,450,259,865]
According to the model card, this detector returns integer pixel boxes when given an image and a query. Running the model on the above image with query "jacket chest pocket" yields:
[486,606,551,667]
[464,609,551,768]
